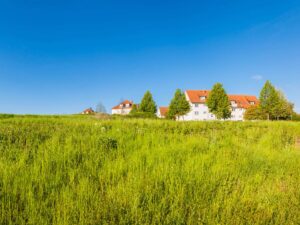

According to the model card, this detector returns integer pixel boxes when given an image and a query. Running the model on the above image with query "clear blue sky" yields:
[1,0,300,114]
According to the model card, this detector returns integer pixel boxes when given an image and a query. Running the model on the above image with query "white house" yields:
[157,107,169,118]
[179,90,259,121]
[111,100,134,115]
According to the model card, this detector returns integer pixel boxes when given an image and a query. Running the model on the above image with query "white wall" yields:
[179,92,246,121]
[156,111,163,118]
[230,108,245,121]
[180,103,216,121]
[111,108,131,115]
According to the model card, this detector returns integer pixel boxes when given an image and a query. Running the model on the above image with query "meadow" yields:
[0,115,300,225]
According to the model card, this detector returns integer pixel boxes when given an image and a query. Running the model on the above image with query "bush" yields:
[0,114,15,119]
[244,106,266,120]
[126,112,157,119]
[292,113,300,121]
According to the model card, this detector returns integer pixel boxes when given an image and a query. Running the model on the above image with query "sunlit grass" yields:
[0,116,299,224]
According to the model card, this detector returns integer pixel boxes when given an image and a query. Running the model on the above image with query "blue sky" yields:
[0,0,300,114]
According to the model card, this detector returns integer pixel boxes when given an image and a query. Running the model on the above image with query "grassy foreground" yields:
[0,116,300,225]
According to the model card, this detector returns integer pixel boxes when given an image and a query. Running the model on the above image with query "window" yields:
[203,111,207,114]
[250,101,255,105]
[200,96,206,101]
[231,101,236,105]
[195,103,199,107]
[195,111,199,115]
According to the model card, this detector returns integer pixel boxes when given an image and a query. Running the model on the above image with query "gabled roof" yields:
[159,107,169,117]
[185,90,210,103]
[112,100,133,110]
[228,95,259,109]
[185,90,259,109]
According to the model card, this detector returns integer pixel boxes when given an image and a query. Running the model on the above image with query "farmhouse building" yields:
[81,108,95,115]
[179,90,259,121]
[111,100,134,115]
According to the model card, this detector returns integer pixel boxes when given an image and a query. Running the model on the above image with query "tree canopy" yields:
[167,89,190,120]
[206,83,231,120]
[139,91,157,114]
[259,81,294,120]
[244,105,265,120]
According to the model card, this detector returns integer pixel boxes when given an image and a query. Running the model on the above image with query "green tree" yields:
[274,91,294,120]
[244,105,265,120]
[292,112,300,121]
[167,89,191,120]
[259,80,280,120]
[139,91,157,114]
[259,81,295,120]
[206,83,231,120]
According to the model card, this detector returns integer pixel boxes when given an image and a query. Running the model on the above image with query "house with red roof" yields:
[157,107,169,118]
[81,107,95,115]
[180,90,259,121]
[111,100,134,115]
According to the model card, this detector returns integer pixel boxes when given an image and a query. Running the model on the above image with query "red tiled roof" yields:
[185,90,210,103]
[112,100,133,110]
[159,107,169,117]
[82,108,94,113]
[228,95,259,109]
[185,90,259,109]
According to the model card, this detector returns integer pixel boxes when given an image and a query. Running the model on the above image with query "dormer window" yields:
[231,101,236,105]
[126,103,130,107]
[200,96,206,101]
[250,101,255,105]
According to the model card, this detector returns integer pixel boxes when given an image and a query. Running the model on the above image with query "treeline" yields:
[245,80,296,121]
[125,80,299,121]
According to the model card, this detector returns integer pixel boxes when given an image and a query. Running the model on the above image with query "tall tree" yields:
[139,91,157,114]
[167,89,190,120]
[274,91,294,120]
[259,80,280,120]
[95,102,107,113]
[206,83,231,120]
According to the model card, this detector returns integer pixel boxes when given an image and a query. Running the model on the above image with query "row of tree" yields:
[245,81,294,120]
[166,80,296,121]
[99,80,297,121]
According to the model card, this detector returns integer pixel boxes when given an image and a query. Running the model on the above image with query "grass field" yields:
[0,115,300,225]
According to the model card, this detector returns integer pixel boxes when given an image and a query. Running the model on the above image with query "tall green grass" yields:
[0,117,300,224]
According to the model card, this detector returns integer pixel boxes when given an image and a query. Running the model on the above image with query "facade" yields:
[111,100,134,115]
[157,107,169,118]
[180,90,259,121]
